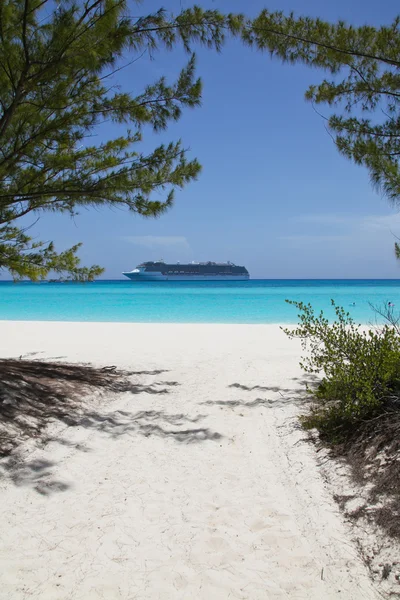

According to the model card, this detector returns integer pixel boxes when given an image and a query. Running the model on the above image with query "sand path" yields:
[0,322,380,599]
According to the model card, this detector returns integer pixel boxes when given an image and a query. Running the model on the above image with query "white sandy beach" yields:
[0,322,380,599]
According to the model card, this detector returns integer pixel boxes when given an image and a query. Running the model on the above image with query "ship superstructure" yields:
[123,261,250,281]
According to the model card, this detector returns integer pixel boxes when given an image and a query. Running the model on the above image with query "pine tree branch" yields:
[248,21,400,69]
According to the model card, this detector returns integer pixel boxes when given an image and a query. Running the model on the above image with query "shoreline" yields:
[0,320,297,325]
[0,319,375,325]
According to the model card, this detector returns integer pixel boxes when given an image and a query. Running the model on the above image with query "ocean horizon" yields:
[1,279,400,324]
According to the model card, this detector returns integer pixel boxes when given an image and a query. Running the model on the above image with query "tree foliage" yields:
[244,12,400,203]
[0,0,244,280]
[283,300,400,440]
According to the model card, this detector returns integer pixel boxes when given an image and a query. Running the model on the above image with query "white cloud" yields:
[294,214,352,226]
[359,213,400,232]
[280,234,348,244]
[271,211,400,277]
[121,235,190,249]
[287,212,400,240]
[279,211,400,258]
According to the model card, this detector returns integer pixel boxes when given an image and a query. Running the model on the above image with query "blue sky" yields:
[7,0,400,279]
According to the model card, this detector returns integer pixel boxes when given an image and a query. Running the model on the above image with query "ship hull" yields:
[123,272,249,281]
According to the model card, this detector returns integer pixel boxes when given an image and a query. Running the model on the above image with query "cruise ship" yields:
[123,261,250,281]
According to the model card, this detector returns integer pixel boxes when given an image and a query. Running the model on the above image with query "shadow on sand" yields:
[75,408,220,443]
[202,377,316,411]
[0,359,222,495]
[0,359,175,456]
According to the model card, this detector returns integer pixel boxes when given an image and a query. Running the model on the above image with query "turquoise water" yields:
[1,280,400,323]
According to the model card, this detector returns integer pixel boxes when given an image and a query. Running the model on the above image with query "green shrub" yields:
[283,300,400,440]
